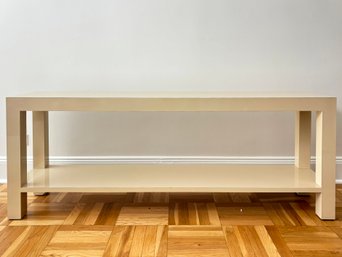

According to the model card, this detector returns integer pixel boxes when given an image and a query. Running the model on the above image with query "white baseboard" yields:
[0,156,341,184]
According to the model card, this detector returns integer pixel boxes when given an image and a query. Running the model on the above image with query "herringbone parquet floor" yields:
[0,184,341,256]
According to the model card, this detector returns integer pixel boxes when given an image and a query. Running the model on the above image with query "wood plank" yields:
[278,226,342,253]
[265,226,293,257]
[2,226,58,257]
[103,225,167,257]
[0,226,28,256]
[9,203,74,226]
[255,226,282,257]
[40,225,112,257]
[263,203,299,226]
[222,226,243,257]
[94,203,121,226]
[217,203,273,226]
[169,202,220,225]
[116,206,168,225]
[168,226,230,257]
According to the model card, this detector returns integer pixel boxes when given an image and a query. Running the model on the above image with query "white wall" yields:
[1,0,342,180]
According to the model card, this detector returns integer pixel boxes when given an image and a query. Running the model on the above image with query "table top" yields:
[6,92,336,112]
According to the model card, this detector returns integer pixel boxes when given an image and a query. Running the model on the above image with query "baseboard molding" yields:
[0,155,341,184]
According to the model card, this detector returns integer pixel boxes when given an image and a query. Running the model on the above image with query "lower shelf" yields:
[21,164,321,193]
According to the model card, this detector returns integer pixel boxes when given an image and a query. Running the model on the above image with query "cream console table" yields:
[6,93,336,220]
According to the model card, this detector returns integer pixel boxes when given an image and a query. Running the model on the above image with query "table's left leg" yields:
[33,111,49,196]
[7,109,27,219]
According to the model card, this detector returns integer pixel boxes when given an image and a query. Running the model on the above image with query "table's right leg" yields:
[7,107,27,219]
[315,107,336,220]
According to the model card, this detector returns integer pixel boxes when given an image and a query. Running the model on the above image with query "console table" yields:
[6,93,336,220]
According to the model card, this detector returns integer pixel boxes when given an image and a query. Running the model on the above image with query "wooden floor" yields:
[0,184,341,257]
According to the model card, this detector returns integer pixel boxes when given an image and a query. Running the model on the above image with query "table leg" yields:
[7,108,27,219]
[315,106,336,220]
[294,111,312,197]
[295,111,312,169]
[33,111,49,196]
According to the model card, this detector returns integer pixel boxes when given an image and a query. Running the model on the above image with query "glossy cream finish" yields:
[22,164,320,193]
[315,109,337,219]
[295,111,311,169]
[7,95,335,112]
[6,94,337,220]
[33,111,49,169]
[32,111,49,196]
[6,107,27,219]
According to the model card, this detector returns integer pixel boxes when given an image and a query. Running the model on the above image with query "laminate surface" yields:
[22,164,320,193]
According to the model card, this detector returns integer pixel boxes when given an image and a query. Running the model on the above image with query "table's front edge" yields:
[6,97,336,112]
